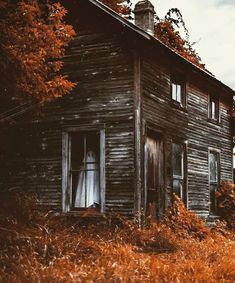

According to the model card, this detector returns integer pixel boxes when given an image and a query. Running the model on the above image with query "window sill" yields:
[170,100,187,113]
[61,210,105,218]
[207,118,220,125]
[207,214,220,219]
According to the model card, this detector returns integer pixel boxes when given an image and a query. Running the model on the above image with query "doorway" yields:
[144,130,164,219]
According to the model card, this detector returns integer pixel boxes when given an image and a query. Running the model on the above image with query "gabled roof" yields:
[85,0,234,95]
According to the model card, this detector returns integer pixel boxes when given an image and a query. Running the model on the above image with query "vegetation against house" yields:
[0,0,76,106]
[100,0,132,17]
[0,0,206,110]
[0,192,234,282]
[154,8,205,69]
[216,181,235,229]
[101,0,204,68]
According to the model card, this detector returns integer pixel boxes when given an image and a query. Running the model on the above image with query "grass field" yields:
[0,193,234,283]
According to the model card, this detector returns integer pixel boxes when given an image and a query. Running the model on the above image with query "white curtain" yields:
[74,151,100,208]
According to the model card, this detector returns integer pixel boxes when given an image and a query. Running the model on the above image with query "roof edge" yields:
[86,0,234,95]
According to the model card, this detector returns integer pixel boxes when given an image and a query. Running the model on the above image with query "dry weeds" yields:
[0,192,234,283]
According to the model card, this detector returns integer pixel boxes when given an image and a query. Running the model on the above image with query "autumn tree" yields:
[155,8,204,68]
[0,0,76,111]
[101,1,204,68]
[100,0,132,17]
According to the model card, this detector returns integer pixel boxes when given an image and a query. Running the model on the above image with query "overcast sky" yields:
[132,0,235,90]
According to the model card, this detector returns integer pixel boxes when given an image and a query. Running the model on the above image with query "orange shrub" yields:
[0,192,234,282]
[216,181,235,229]
[164,194,210,239]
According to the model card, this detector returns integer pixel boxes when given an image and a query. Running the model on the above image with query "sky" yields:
[132,0,235,90]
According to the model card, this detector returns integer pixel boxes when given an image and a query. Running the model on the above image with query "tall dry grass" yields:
[0,192,234,283]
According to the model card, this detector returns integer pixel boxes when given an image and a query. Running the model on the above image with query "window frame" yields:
[208,93,220,122]
[208,148,220,215]
[62,126,105,214]
[172,140,188,206]
[170,76,187,108]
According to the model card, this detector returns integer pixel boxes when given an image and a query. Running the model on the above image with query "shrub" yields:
[163,194,210,239]
[0,192,234,282]
[216,181,235,229]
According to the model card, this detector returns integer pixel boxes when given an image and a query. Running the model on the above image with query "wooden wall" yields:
[141,55,233,216]
[0,7,137,216]
[0,0,233,218]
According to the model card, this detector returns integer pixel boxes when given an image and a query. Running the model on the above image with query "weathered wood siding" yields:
[0,124,63,207]
[0,8,136,215]
[0,0,233,218]
[141,55,233,216]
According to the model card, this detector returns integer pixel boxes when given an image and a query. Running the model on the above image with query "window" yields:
[209,94,219,121]
[62,129,105,213]
[171,79,185,106]
[172,142,186,203]
[209,150,220,214]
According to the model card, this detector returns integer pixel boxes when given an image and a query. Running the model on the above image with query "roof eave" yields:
[87,0,234,95]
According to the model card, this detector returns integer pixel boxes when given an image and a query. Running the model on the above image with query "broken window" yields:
[172,142,186,203]
[209,150,220,214]
[209,95,219,121]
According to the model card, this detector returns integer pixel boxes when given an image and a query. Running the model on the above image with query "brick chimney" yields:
[133,0,155,36]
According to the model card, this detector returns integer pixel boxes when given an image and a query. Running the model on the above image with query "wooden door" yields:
[145,131,164,219]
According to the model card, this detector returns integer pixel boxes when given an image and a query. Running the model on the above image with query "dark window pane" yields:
[209,184,217,213]
[172,143,183,177]
[209,152,218,182]
[173,179,182,198]
[71,132,84,170]
[209,150,219,214]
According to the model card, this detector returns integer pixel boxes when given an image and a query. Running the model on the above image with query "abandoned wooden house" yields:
[0,0,234,219]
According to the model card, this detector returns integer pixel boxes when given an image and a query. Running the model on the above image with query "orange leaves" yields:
[155,10,205,69]
[100,1,204,69]
[0,0,76,105]
[164,194,210,240]
[45,76,76,101]
[0,192,235,282]
[216,181,235,229]
[100,0,131,17]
